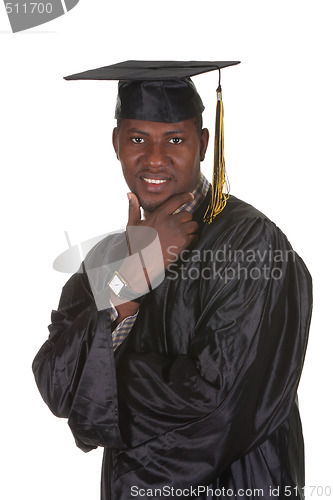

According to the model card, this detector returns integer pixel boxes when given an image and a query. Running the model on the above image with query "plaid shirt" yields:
[110,172,210,351]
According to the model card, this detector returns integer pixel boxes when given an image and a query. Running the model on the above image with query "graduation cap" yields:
[65,60,240,223]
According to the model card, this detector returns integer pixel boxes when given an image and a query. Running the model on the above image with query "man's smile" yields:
[141,178,168,184]
[139,175,171,194]
[137,172,173,195]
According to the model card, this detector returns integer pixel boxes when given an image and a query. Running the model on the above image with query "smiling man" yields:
[33,61,312,500]
[114,118,208,213]
[108,114,209,327]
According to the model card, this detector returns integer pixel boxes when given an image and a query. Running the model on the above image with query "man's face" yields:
[113,118,209,213]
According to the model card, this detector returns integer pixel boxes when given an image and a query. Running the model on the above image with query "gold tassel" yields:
[203,84,229,223]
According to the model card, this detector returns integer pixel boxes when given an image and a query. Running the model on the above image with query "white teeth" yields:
[142,178,167,184]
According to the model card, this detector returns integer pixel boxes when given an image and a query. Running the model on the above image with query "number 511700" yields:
[5,3,53,14]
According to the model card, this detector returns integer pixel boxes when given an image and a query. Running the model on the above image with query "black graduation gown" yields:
[32,194,312,500]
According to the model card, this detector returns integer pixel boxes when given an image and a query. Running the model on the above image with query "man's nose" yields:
[143,143,169,168]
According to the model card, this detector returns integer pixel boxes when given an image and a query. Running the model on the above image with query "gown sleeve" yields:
[32,269,123,452]
[112,217,312,496]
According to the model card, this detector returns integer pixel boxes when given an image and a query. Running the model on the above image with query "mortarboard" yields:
[64,60,240,222]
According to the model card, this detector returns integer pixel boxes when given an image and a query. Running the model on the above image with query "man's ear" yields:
[200,128,209,161]
[112,127,119,160]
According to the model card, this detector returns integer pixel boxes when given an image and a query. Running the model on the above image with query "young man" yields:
[33,61,312,500]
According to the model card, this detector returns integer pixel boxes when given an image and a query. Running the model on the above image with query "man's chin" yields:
[140,199,164,214]
[135,192,169,214]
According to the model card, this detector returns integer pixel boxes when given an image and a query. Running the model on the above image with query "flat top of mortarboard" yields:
[64,60,241,81]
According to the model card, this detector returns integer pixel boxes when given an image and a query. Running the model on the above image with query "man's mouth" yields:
[141,177,168,185]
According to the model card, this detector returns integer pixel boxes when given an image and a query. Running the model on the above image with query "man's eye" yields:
[131,138,145,144]
[169,138,183,145]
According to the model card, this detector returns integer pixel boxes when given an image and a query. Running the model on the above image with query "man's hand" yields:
[127,192,199,269]
[111,192,199,325]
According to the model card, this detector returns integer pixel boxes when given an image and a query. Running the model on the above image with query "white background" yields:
[1,1,332,498]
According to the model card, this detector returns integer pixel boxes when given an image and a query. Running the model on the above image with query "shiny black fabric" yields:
[63,60,240,123]
[33,194,312,500]
[115,79,205,123]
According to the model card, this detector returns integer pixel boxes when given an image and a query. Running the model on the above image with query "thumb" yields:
[127,192,141,225]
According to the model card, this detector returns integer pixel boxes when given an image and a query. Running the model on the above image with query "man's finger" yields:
[127,192,141,226]
[155,192,194,216]
[174,211,194,224]
[184,220,199,235]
